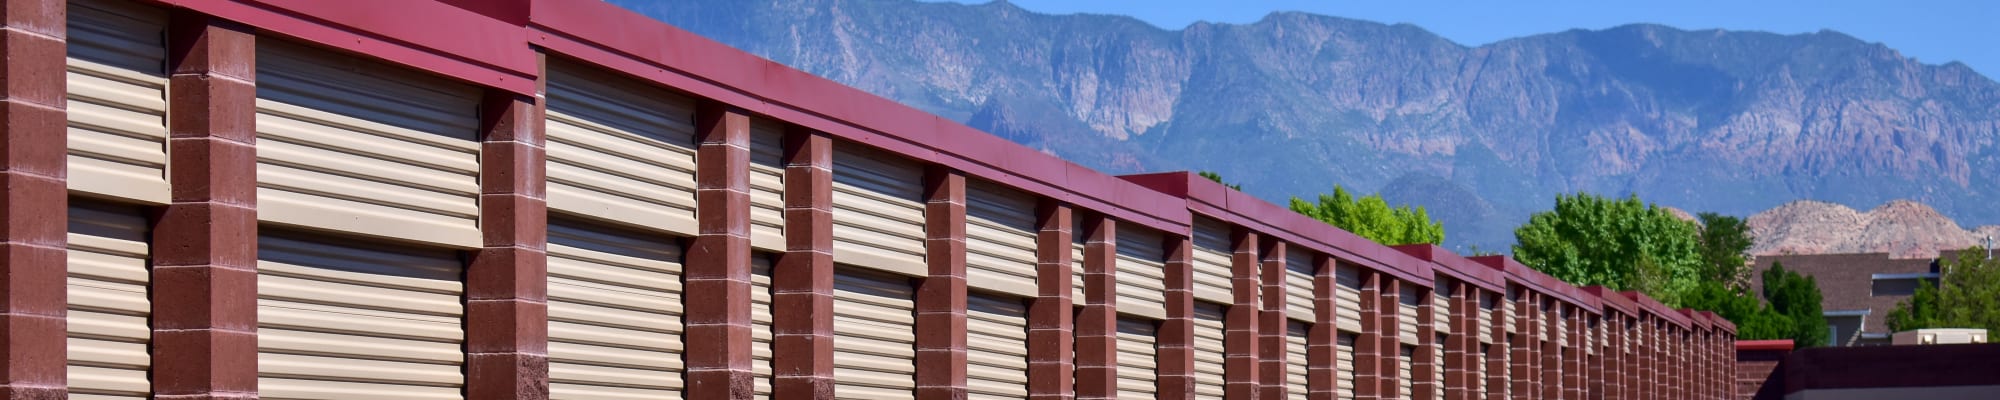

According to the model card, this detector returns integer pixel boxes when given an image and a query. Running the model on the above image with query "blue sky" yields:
[940,0,1998,78]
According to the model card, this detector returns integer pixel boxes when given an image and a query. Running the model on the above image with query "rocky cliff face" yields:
[618,0,2000,252]
[1748,200,2000,259]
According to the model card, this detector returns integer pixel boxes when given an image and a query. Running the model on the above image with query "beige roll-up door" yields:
[1115,318,1159,400]
[1397,286,1420,344]
[1114,226,1167,320]
[833,268,917,399]
[749,120,787,251]
[832,146,926,276]
[1480,293,1497,344]
[967,293,1030,400]
[1398,345,1414,398]
[1335,265,1363,333]
[1284,251,1315,321]
[66,201,151,398]
[1477,343,1491,395]
[1504,290,1520,334]
[257,233,464,399]
[1072,226,1086,301]
[1190,218,1233,304]
[1286,321,1310,400]
[1434,333,1446,400]
[256,40,481,248]
[966,181,1038,297]
[1336,332,1357,398]
[752,254,776,399]
[545,219,684,399]
[543,61,699,236]
[66,0,167,204]
[1192,302,1228,399]
[1556,305,1571,346]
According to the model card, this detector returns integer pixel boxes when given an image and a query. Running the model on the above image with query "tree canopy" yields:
[1696,212,1754,288]
[1511,193,1702,306]
[1681,262,1829,347]
[1887,247,2000,334]
[1289,185,1444,246]
[1197,170,1241,190]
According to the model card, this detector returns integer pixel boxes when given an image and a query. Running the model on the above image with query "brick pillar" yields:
[153,11,257,400]
[1603,316,1618,400]
[914,168,967,400]
[1412,286,1435,400]
[772,127,833,400]
[1224,229,1260,400]
[1157,235,1193,399]
[1563,308,1583,400]
[685,101,754,399]
[1375,277,1402,399]
[1485,294,1507,400]
[1508,291,1531,400]
[0,0,67,397]
[1539,299,1559,400]
[1443,284,1473,400]
[1028,201,1074,400]
[1630,318,1645,400]
[1354,272,1383,400]
[1306,256,1335,400]
[1074,216,1117,400]
[464,75,552,399]
[1258,241,1288,400]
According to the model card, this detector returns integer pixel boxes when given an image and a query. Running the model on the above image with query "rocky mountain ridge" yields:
[1748,200,2000,259]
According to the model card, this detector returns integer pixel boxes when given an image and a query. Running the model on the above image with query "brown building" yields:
[1752,253,1940,346]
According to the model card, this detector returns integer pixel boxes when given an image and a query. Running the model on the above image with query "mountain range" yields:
[614,0,2000,252]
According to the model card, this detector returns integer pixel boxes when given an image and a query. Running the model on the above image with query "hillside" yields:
[1748,200,2000,259]
[615,0,2000,252]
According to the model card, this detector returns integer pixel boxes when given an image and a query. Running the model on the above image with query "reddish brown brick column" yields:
[1443,284,1474,400]
[1584,318,1601,400]
[1224,229,1260,399]
[153,12,258,400]
[1374,277,1402,399]
[1412,286,1436,400]
[0,0,67,397]
[1540,300,1559,400]
[465,77,551,398]
[915,167,967,400]
[1354,272,1383,400]
[1257,241,1287,400]
[1157,235,1194,399]
[1306,256,1335,400]
[1603,316,1619,400]
[773,127,834,400]
[1562,308,1583,400]
[1028,201,1074,400]
[1483,293,1505,400]
[1074,216,1117,400]
[1508,291,1532,400]
[685,101,755,399]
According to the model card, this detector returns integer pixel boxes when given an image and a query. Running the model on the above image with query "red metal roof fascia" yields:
[524,0,1192,234]
[1735,340,1793,352]
[164,0,539,95]
[1582,286,1638,315]
[1620,291,1691,328]
[1702,311,1737,334]
[1683,309,1712,330]
[1469,255,1592,308]
[1392,244,1504,293]
[1122,172,1433,286]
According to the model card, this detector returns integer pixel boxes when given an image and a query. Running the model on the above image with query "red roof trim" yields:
[1392,244,1505,293]
[1123,172,1433,286]
[164,0,538,95]
[1735,340,1794,352]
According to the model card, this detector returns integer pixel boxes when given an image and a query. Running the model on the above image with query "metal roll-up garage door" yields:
[1115,318,1159,400]
[1398,344,1415,398]
[1114,227,1167,320]
[1504,289,1520,334]
[749,120,787,251]
[1337,332,1357,398]
[832,146,926,276]
[1192,302,1228,398]
[543,61,700,236]
[1071,223,1086,301]
[1284,250,1315,322]
[1190,218,1233,305]
[256,40,482,248]
[545,219,684,399]
[1398,285,1420,344]
[967,293,1030,399]
[65,0,168,204]
[257,233,464,399]
[66,201,151,399]
[1335,265,1363,333]
[1285,321,1310,400]
[752,254,776,399]
[833,268,917,399]
[966,182,1038,297]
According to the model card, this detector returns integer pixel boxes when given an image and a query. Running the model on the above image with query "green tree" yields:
[1289,185,1444,246]
[1887,247,2000,333]
[1696,212,1754,287]
[1198,170,1241,191]
[1511,193,1702,306]
[1761,262,1829,347]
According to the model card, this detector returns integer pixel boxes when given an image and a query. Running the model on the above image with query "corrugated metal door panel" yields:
[749,120,787,251]
[544,62,700,237]
[1114,227,1167,320]
[1286,322,1310,400]
[1434,333,1445,400]
[1284,251,1315,321]
[1504,298,1519,334]
[1192,302,1228,398]
[1336,333,1356,398]
[966,182,1038,298]
[834,268,917,399]
[752,255,775,399]
[255,41,481,248]
[1434,288,1452,335]
[1115,319,1158,400]
[1556,308,1570,346]
[1476,345,1489,394]
[1190,219,1233,304]
[1335,266,1363,333]
[1398,286,1420,343]
[257,234,464,400]
[545,221,685,399]
[831,147,927,276]
[966,294,1029,400]
[1398,345,1414,398]
[1071,241,1086,301]
[1480,295,1497,344]
[67,202,151,398]
[66,0,168,204]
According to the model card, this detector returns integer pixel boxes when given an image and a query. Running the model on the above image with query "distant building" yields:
[1891,328,1988,345]
[1751,253,1942,346]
